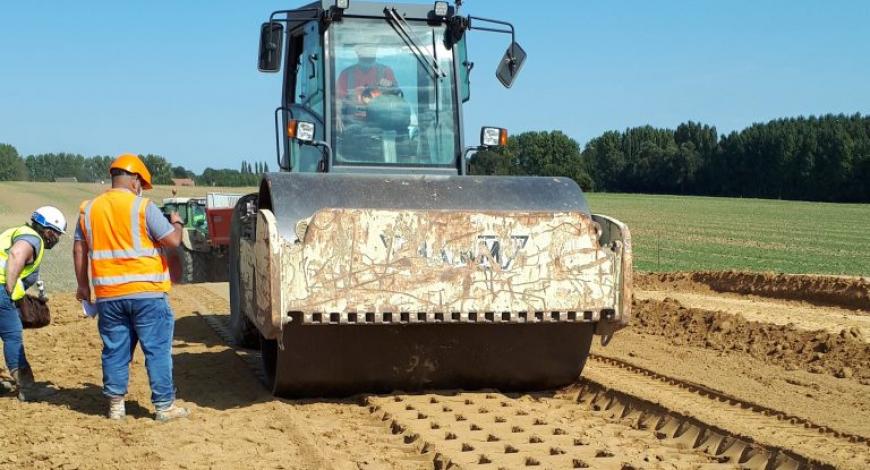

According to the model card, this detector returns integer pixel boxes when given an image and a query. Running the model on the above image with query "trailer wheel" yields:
[177,246,195,284]
[228,194,260,349]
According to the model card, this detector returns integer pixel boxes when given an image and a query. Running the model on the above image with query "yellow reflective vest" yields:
[0,225,45,301]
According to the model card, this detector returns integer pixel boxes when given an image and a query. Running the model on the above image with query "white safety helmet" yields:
[31,206,67,234]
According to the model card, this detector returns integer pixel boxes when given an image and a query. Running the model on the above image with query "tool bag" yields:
[17,294,51,329]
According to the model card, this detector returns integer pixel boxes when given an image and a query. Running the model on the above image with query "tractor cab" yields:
[259,1,525,175]
[161,197,207,232]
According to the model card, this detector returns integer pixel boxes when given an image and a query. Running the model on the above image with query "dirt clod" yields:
[836,367,854,379]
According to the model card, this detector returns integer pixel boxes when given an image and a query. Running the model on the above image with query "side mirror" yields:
[495,42,526,88]
[258,22,284,72]
[480,127,508,148]
[457,38,471,103]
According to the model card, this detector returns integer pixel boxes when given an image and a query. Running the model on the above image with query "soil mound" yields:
[632,297,870,383]
[637,271,869,311]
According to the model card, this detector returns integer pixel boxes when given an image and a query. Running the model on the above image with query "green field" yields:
[0,182,867,294]
[587,193,870,276]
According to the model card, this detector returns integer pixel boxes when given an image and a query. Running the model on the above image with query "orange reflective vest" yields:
[79,189,170,299]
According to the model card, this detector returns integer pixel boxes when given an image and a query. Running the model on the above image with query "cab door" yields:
[285,22,325,173]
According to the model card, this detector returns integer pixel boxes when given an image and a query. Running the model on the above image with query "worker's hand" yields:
[75,284,91,302]
[169,211,183,226]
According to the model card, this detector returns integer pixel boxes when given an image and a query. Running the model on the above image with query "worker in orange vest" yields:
[73,153,190,421]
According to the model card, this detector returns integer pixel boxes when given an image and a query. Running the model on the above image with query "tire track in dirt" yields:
[366,391,720,469]
[579,356,869,469]
[593,327,870,438]
[587,354,868,444]
[364,380,853,470]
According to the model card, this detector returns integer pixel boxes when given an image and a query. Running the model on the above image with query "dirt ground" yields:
[0,273,868,469]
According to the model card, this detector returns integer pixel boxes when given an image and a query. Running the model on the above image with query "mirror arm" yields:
[268,8,321,24]
[274,106,294,171]
[466,16,515,45]
[311,141,332,173]
[460,146,484,175]
[265,8,322,52]
[463,146,483,160]
[466,16,516,69]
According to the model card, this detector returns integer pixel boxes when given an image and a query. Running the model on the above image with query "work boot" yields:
[11,366,54,402]
[0,377,13,395]
[108,396,126,420]
[155,402,190,422]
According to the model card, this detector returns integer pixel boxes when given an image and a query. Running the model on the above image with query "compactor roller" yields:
[230,1,632,397]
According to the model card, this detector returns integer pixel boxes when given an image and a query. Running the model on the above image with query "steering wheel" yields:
[364,88,410,131]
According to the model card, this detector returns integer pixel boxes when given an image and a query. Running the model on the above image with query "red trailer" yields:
[206,207,234,247]
[163,193,242,283]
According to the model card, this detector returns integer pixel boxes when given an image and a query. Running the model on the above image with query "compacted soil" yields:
[0,272,867,469]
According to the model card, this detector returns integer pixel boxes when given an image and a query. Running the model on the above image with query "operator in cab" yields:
[337,44,399,126]
[335,43,411,163]
[191,204,206,229]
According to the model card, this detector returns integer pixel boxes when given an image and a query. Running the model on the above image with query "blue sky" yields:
[1,0,868,172]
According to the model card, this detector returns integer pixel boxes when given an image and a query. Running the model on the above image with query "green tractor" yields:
[162,195,239,283]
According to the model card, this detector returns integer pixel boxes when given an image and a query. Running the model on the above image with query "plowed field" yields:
[1,272,868,469]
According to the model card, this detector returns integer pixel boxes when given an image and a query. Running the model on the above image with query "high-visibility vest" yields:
[0,225,45,301]
[79,189,170,299]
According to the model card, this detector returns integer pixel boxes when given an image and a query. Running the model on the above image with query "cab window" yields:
[330,18,459,167]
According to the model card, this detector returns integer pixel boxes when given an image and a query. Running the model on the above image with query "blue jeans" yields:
[97,297,176,408]
[0,289,28,371]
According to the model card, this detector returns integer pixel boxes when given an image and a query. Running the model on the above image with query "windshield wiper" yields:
[384,8,446,81]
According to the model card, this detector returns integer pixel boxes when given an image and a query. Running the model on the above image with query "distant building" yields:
[54,177,78,183]
[172,178,196,187]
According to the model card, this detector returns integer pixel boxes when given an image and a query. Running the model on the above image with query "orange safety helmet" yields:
[109,153,153,189]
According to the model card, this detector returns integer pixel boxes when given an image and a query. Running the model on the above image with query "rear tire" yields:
[228,194,259,349]
[177,247,195,284]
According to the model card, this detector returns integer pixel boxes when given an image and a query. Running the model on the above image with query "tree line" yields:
[2,113,868,201]
[469,113,869,202]
[0,145,269,188]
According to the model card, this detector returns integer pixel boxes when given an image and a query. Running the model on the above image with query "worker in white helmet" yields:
[0,205,66,401]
